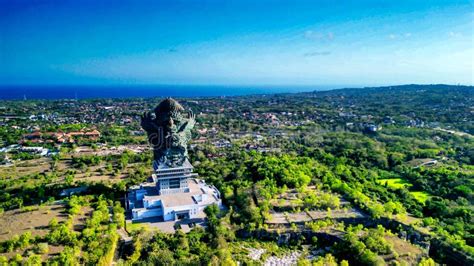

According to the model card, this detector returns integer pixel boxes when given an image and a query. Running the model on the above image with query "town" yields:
[0,85,472,265]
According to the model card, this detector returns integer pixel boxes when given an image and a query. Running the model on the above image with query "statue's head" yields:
[154,98,185,128]
[154,98,183,116]
[142,97,194,167]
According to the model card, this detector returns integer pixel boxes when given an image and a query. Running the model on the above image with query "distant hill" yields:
[311,84,473,96]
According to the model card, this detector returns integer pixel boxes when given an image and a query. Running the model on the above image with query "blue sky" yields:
[1,0,473,86]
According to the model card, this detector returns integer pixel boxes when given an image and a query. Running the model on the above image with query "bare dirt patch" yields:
[0,204,91,242]
[0,204,92,260]
[0,204,67,242]
[384,235,424,264]
[0,158,52,178]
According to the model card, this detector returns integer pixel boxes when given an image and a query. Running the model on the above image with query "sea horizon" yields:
[0,84,349,100]
[0,83,471,100]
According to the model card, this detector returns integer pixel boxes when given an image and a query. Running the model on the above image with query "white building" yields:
[127,160,222,221]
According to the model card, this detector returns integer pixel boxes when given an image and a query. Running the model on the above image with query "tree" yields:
[25,254,42,266]
[418,257,435,266]
[174,230,190,258]
[312,254,338,266]
[64,174,74,186]
[49,217,59,229]
[205,204,221,237]
[19,232,32,249]
[112,202,125,228]
[147,249,175,265]
[36,243,49,254]
[57,246,79,265]
[127,237,142,264]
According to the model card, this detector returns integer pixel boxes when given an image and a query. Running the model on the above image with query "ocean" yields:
[0,85,338,100]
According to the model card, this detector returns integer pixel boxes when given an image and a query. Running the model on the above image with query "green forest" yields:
[0,85,472,265]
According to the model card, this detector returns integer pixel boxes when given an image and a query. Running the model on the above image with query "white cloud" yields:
[448,31,462,37]
[388,33,412,40]
[303,51,331,57]
[304,30,334,41]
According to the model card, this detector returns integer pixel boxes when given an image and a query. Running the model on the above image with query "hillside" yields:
[0,85,472,265]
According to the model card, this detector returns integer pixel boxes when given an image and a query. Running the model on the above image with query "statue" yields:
[141,98,195,167]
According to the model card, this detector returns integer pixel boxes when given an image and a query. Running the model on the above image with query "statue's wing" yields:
[141,111,156,132]
[187,110,196,128]
[177,110,196,132]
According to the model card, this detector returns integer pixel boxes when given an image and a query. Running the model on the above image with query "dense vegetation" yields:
[0,85,472,264]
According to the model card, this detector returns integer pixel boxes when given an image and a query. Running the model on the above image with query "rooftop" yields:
[144,178,220,208]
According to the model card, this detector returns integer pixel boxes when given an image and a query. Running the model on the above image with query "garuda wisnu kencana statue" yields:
[141,98,195,167]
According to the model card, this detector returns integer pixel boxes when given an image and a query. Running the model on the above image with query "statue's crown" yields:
[154,98,184,114]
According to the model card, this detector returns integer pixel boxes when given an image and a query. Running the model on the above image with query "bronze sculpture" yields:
[141,98,195,167]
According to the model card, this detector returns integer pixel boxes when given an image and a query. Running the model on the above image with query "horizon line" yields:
[0,83,472,88]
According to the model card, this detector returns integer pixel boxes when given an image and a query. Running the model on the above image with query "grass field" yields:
[376,178,431,203]
[410,191,430,203]
[376,178,413,189]
[125,221,156,234]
